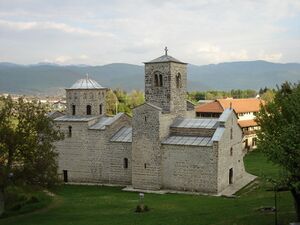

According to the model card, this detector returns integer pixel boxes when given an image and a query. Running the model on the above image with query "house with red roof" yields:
[196,98,264,151]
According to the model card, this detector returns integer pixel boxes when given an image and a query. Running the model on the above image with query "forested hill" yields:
[0,60,299,95]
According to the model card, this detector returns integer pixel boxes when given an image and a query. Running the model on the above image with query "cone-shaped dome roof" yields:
[67,75,106,90]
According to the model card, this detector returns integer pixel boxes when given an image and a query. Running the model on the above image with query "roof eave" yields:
[143,61,188,65]
[66,87,109,90]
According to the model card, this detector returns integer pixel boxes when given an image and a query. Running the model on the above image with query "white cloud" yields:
[54,55,72,63]
[0,19,114,38]
[187,43,249,64]
[79,54,89,60]
[0,0,299,64]
[258,52,283,62]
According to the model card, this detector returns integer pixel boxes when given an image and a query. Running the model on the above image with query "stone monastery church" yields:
[54,50,252,195]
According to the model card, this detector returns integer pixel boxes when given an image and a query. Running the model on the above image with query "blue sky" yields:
[0,0,299,65]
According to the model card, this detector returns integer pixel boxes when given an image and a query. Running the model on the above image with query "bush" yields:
[10,203,22,211]
[144,205,149,212]
[135,204,150,213]
[4,185,41,212]
[27,196,39,204]
[4,186,30,209]
[135,204,142,213]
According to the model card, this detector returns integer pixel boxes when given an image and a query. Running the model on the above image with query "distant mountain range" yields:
[0,60,299,95]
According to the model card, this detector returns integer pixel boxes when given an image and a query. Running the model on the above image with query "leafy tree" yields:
[256,82,300,221]
[128,90,144,109]
[260,89,276,103]
[187,89,257,102]
[114,88,128,104]
[0,97,64,216]
[105,89,118,115]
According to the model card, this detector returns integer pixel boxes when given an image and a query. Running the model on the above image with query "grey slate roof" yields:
[219,108,233,123]
[89,113,124,130]
[110,127,132,143]
[145,55,186,64]
[47,111,65,119]
[54,115,99,122]
[67,77,106,89]
[171,118,219,129]
[211,127,225,142]
[162,136,213,146]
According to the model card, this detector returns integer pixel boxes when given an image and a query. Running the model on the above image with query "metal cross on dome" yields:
[164,46,168,56]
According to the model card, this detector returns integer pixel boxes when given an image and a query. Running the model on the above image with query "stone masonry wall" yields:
[56,121,92,182]
[170,127,216,137]
[66,89,106,116]
[86,114,131,183]
[144,62,187,113]
[109,142,132,185]
[170,63,187,113]
[161,144,218,193]
[132,104,162,190]
[56,114,131,184]
[159,113,179,140]
[217,113,245,193]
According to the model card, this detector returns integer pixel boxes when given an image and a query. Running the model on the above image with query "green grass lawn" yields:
[0,151,296,225]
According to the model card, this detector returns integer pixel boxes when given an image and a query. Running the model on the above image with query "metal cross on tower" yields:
[164,46,168,56]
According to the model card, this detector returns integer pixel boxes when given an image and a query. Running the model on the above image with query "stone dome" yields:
[67,76,106,90]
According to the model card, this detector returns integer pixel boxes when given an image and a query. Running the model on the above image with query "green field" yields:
[0,151,296,225]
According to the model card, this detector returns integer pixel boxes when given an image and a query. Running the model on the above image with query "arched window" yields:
[68,126,72,137]
[72,105,76,115]
[176,73,181,88]
[159,74,163,86]
[230,147,233,156]
[99,104,103,115]
[86,105,92,115]
[154,72,163,87]
[123,158,128,169]
[154,74,159,87]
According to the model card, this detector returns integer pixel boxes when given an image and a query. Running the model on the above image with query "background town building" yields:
[195,98,264,152]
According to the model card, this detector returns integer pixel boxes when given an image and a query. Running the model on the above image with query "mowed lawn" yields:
[1,151,296,225]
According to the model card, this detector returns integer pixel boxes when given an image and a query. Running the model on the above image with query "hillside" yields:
[0,60,299,95]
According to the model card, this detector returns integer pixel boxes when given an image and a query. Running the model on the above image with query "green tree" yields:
[0,97,64,216]
[260,89,276,103]
[128,90,144,109]
[256,82,300,221]
[114,88,128,104]
[105,90,118,115]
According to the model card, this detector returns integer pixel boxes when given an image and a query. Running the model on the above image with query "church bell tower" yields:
[144,47,187,114]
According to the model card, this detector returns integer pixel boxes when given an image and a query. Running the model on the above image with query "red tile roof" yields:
[217,98,264,113]
[196,98,264,114]
[195,101,223,113]
[238,119,257,128]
